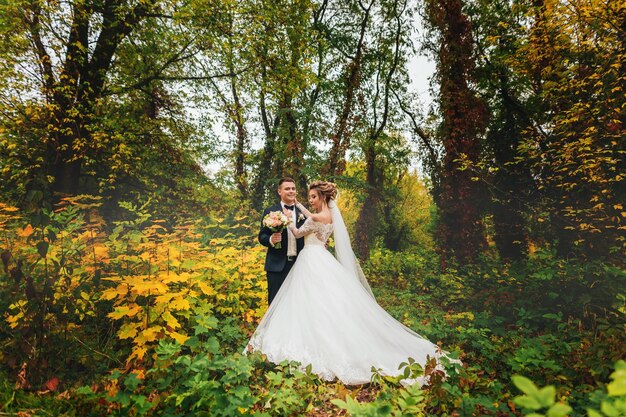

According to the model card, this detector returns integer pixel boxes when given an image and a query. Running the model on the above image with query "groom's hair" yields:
[278,177,296,188]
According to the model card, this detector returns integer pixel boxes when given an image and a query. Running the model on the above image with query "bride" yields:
[245,180,457,385]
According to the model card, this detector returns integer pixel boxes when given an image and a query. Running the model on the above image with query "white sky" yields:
[407,53,436,108]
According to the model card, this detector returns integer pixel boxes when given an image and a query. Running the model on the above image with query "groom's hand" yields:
[270,233,282,246]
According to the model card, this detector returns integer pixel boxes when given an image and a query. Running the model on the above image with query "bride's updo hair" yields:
[309,180,337,204]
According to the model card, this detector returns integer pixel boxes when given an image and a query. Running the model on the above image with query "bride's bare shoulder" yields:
[310,212,332,225]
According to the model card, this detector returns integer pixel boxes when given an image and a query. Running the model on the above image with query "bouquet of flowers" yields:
[263,211,291,249]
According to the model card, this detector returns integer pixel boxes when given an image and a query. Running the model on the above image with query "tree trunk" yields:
[326,0,374,177]
[427,0,488,264]
[27,0,158,200]
[230,71,249,200]
[354,0,405,260]
[251,85,280,210]
[354,141,383,259]
[274,93,308,200]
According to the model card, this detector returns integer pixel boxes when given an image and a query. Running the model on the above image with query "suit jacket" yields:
[258,202,306,272]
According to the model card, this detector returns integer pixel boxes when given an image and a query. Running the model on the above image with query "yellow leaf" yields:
[162,311,180,329]
[101,284,128,300]
[6,312,24,329]
[168,247,181,260]
[127,276,168,295]
[155,290,188,305]
[118,322,139,339]
[155,293,175,304]
[93,244,109,258]
[136,326,163,344]
[108,305,142,320]
[168,330,189,345]
[196,281,216,296]
[0,205,19,212]
[128,346,147,361]
[169,297,191,310]
[193,260,219,270]
[161,272,193,284]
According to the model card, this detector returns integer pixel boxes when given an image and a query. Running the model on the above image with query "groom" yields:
[258,177,306,305]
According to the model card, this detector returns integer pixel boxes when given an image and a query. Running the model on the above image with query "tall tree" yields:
[31,0,161,197]
[425,0,489,264]
[0,0,223,207]
[205,2,252,200]
[324,0,374,177]
[247,0,317,208]
[353,0,413,259]
[470,0,534,261]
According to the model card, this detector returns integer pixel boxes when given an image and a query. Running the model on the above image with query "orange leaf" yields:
[18,224,34,237]
[45,377,60,391]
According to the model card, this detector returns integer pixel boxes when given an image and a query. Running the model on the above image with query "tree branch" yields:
[25,3,55,98]
[391,88,440,165]
[87,0,158,96]
[373,0,406,141]
[61,1,89,96]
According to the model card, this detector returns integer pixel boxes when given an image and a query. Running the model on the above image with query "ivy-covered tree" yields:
[469,0,534,261]
[424,0,489,264]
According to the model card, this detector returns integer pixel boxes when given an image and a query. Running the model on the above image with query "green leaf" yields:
[513,375,539,395]
[547,402,572,417]
[75,386,94,396]
[123,372,141,391]
[608,378,626,397]
[132,395,152,414]
[537,386,556,408]
[331,399,347,409]
[514,395,543,410]
[608,360,626,396]
[587,408,603,417]
[601,401,619,417]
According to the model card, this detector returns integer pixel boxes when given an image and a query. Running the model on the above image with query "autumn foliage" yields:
[0,196,266,389]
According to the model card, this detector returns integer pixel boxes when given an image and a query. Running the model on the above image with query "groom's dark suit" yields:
[258,202,306,305]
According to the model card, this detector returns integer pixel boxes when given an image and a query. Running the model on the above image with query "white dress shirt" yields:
[281,201,298,257]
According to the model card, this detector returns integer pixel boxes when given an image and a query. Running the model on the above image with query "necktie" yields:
[284,204,295,210]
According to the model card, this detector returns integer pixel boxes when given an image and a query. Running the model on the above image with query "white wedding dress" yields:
[246,201,456,385]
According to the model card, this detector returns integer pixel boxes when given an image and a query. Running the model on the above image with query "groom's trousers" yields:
[267,258,296,305]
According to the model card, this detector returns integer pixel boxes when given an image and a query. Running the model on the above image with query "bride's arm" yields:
[287,218,313,238]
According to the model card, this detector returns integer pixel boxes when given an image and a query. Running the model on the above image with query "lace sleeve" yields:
[296,202,312,218]
[288,217,316,238]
